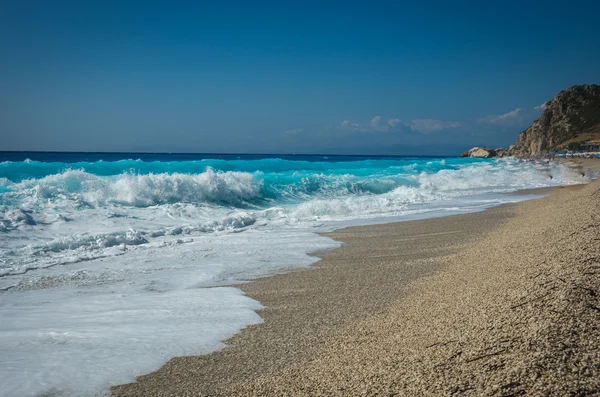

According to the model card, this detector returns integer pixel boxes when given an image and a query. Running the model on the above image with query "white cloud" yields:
[340,119,365,132]
[477,108,526,126]
[341,117,389,133]
[283,128,304,135]
[478,105,545,127]
[341,116,437,134]
[410,119,460,134]
[371,116,383,128]
[388,118,401,127]
[371,116,391,132]
[341,116,408,133]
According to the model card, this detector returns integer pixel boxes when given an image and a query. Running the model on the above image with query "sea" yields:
[0,152,591,397]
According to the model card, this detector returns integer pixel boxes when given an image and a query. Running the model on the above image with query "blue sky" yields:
[1,1,600,155]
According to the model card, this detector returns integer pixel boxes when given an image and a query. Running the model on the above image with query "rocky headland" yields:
[463,84,600,158]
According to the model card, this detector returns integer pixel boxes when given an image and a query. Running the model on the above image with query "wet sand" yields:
[113,180,600,396]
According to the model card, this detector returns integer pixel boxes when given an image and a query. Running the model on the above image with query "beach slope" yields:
[113,180,600,396]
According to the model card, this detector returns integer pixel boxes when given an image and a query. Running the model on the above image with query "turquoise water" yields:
[0,154,494,208]
[0,152,588,261]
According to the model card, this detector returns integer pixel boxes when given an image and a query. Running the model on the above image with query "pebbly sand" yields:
[113,178,600,396]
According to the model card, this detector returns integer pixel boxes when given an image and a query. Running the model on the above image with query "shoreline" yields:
[3,157,596,396]
[112,177,600,396]
[113,201,511,396]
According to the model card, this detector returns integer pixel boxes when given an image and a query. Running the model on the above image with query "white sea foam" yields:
[2,284,263,397]
[287,159,587,221]
[14,167,262,207]
[0,227,337,397]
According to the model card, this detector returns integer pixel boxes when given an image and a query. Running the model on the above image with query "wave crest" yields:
[15,168,263,207]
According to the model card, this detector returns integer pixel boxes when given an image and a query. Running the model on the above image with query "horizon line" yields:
[0,150,457,158]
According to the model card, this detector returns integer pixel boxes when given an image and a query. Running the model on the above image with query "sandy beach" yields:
[113,175,600,396]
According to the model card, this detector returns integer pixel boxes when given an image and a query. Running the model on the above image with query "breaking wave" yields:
[2,158,587,212]
[9,167,263,207]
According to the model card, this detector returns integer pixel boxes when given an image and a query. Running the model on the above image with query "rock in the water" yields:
[495,148,509,158]
[462,147,497,158]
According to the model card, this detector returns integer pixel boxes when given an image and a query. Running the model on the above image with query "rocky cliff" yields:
[511,84,600,156]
